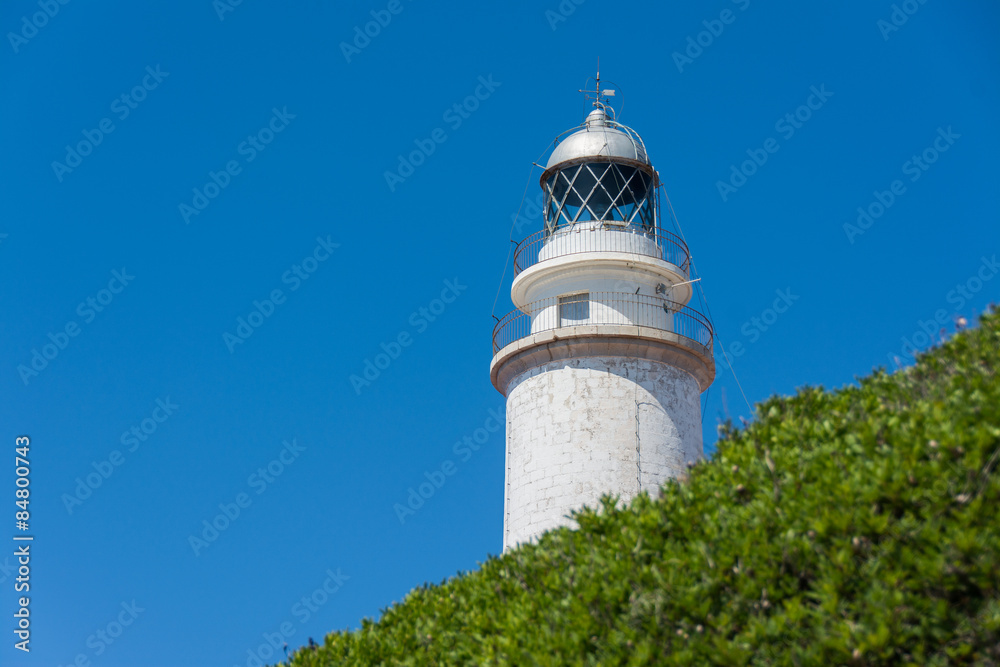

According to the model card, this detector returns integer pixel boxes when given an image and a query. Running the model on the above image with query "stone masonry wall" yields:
[503,355,703,550]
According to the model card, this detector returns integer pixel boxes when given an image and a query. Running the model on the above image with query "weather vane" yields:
[578,59,616,108]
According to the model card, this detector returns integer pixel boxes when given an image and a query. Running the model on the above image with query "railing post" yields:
[494,293,713,356]
[514,226,689,277]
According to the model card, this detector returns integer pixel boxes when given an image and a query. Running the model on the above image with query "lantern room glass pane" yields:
[544,162,655,234]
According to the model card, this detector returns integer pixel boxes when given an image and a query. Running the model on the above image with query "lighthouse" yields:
[490,80,716,551]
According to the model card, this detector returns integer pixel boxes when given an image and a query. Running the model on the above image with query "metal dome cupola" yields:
[540,103,658,237]
[544,108,650,168]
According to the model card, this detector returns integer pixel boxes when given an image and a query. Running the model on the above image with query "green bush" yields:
[282,311,1000,666]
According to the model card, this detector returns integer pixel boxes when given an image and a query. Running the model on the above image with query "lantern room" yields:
[540,107,658,236]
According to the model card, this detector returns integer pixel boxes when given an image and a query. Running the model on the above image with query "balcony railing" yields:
[512,224,690,277]
[492,292,714,354]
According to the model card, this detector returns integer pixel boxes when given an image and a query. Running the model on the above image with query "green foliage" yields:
[283,312,1000,666]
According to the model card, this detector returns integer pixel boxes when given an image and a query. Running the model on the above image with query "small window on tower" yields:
[559,293,589,326]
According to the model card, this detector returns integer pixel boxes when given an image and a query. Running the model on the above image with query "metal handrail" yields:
[512,224,690,277]
[492,292,714,355]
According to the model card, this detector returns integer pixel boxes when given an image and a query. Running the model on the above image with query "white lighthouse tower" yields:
[491,79,716,551]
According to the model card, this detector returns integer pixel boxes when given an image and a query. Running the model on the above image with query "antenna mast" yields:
[579,59,617,114]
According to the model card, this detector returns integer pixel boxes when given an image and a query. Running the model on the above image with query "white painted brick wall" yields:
[503,356,703,551]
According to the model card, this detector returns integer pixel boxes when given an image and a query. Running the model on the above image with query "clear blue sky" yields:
[1,0,998,664]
